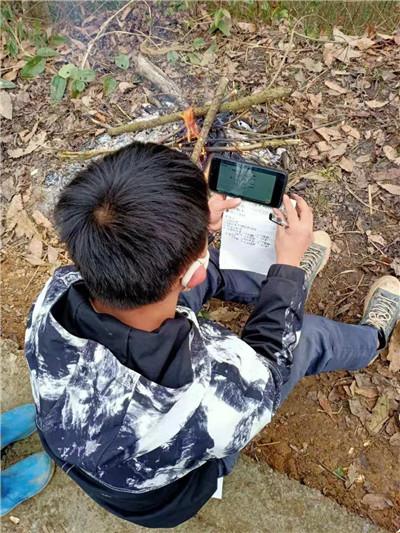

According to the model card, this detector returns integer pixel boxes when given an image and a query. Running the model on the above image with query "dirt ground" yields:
[1,3,399,532]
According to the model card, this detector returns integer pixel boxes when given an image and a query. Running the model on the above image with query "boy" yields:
[25,142,399,528]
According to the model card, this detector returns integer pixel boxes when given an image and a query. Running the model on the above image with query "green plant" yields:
[103,75,118,96]
[115,53,130,70]
[210,8,232,36]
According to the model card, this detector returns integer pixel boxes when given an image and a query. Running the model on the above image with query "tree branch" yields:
[107,86,291,136]
[191,77,228,165]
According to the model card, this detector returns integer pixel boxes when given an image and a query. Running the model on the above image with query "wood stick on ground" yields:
[58,138,300,162]
[107,86,291,136]
[191,77,228,165]
[205,138,301,153]
[135,53,187,107]
[58,147,118,161]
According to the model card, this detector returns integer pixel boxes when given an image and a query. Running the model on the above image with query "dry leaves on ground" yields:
[362,493,393,511]
[0,91,13,119]
[387,323,400,373]
[382,145,400,166]
[8,131,47,159]
[378,183,400,196]
[25,236,45,266]
[6,194,37,239]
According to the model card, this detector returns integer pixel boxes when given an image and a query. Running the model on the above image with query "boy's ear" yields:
[184,264,207,290]
[181,263,207,290]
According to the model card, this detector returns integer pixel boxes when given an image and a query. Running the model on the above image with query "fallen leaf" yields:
[373,168,400,182]
[366,100,388,109]
[208,307,241,323]
[348,397,368,424]
[354,386,379,399]
[373,129,386,146]
[339,157,354,173]
[378,182,400,196]
[356,154,371,164]
[389,433,400,446]
[366,231,386,247]
[391,258,400,276]
[328,143,347,160]
[333,46,361,63]
[362,493,393,510]
[32,210,53,229]
[341,124,360,140]
[352,36,375,50]
[25,237,45,265]
[366,394,390,434]
[308,92,322,110]
[324,80,347,94]
[323,43,335,66]
[8,131,47,159]
[47,245,59,264]
[382,145,400,165]
[294,70,306,83]
[317,391,334,419]
[333,27,355,44]
[301,57,324,73]
[316,141,331,153]
[118,81,134,93]
[19,121,39,143]
[236,22,256,32]
[1,177,15,201]
[387,323,400,373]
[3,59,25,81]
[15,211,37,239]
[5,194,23,232]
[0,90,13,119]
[345,463,359,489]
[316,127,331,142]
[6,194,37,238]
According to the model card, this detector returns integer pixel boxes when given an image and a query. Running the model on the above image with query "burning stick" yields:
[107,86,290,136]
[191,77,228,165]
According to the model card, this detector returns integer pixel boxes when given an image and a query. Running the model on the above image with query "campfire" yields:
[47,53,301,214]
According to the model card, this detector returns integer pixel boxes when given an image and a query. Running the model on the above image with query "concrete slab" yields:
[1,339,388,533]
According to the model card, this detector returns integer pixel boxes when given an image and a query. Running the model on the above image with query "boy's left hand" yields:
[208,194,241,232]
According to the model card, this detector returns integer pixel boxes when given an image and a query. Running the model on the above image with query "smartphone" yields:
[208,156,288,208]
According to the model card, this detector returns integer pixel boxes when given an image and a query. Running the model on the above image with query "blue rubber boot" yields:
[0,404,37,450]
[0,452,54,516]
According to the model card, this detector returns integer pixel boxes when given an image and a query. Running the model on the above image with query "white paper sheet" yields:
[219,200,277,275]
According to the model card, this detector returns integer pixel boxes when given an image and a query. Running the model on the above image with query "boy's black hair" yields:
[54,142,209,309]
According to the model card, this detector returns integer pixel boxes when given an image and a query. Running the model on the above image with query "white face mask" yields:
[181,250,210,290]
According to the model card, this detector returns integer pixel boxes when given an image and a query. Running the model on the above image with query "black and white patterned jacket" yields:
[25,264,305,521]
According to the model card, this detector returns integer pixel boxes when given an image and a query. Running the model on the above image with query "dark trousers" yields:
[179,249,378,474]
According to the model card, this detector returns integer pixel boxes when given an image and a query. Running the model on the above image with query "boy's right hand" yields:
[273,194,313,268]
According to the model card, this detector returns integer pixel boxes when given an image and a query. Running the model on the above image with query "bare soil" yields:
[1,4,399,532]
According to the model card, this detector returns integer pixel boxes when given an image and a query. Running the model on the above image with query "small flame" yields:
[182,107,200,142]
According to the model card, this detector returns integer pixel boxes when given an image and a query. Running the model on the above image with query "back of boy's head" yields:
[54,142,209,309]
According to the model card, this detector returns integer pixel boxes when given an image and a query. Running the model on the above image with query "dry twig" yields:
[58,147,117,161]
[108,86,290,136]
[191,77,228,164]
[205,139,301,153]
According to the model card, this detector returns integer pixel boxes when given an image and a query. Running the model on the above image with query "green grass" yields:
[198,0,400,35]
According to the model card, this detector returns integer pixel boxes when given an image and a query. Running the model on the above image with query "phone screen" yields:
[216,160,277,203]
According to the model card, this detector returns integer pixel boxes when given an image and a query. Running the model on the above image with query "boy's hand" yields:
[208,193,241,232]
[274,194,313,268]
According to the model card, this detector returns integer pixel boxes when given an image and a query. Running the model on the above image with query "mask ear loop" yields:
[181,251,210,289]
